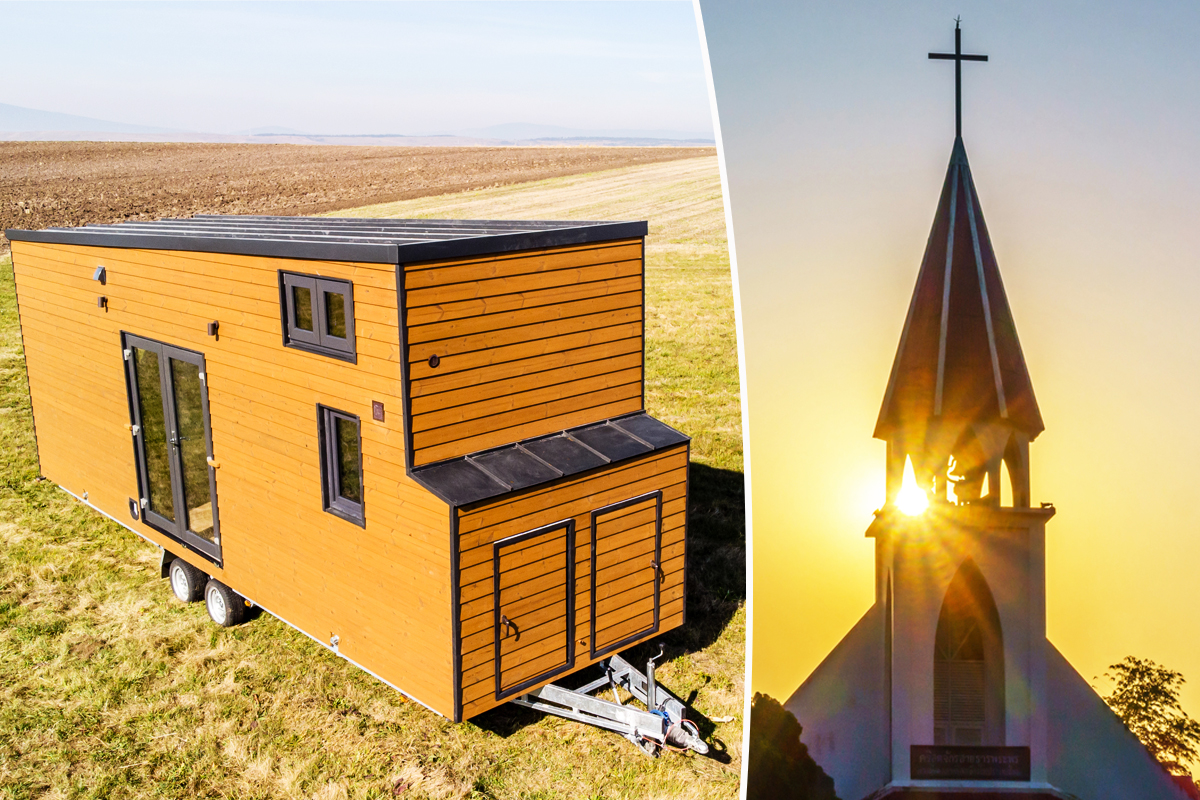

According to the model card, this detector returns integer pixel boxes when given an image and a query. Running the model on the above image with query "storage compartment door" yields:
[590,491,662,658]
[493,520,574,700]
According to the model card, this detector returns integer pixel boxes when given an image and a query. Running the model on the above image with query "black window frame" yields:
[317,404,366,527]
[121,332,222,564]
[279,271,357,362]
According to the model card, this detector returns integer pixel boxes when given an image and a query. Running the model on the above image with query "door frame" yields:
[589,490,663,659]
[492,519,576,701]
[121,332,222,564]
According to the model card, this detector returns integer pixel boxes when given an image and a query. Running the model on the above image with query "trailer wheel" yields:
[168,558,206,603]
[204,579,246,627]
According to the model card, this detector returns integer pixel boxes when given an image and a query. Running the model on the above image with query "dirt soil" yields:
[0,141,713,251]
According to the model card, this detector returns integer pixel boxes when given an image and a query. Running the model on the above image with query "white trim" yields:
[963,175,1008,418]
[56,484,447,719]
[690,3,752,799]
[60,485,163,551]
[934,165,959,416]
[239,592,446,718]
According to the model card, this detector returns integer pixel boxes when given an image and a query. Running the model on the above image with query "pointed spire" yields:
[875,138,1043,441]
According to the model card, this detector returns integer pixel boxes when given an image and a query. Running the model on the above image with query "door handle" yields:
[500,614,520,641]
[650,559,664,583]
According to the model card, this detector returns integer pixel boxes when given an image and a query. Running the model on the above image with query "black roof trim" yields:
[6,215,649,265]
[411,412,689,508]
[6,227,400,263]
[398,222,646,263]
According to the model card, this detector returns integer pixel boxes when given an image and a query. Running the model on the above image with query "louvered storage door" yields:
[934,659,985,745]
[590,492,663,658]
[493,521,574,700]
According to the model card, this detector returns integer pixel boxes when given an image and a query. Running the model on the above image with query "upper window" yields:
[933,559,1004,746]
[280,272,356,361]
[318,405,365,527]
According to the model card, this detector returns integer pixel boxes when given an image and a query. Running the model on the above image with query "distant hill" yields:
[0,101,714,146]
[0,102,179,134]
[232,126,308,136]
[456,122,713,142]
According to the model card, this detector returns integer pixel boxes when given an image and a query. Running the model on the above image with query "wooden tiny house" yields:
[6,216,689,722]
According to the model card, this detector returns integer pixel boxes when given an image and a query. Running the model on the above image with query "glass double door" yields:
[123,334,221,561]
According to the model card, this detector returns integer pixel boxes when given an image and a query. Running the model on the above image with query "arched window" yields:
[933,559,1005,745]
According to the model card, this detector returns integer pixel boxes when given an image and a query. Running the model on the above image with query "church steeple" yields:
[876,137,1042,439]
[875,138,1042,509]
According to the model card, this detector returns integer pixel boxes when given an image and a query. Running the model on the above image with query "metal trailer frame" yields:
[511,646,708,756]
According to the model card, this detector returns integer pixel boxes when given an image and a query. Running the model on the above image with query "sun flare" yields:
[896,455,929,516]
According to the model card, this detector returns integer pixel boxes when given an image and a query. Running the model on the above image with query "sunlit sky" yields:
[700,0,1200,723]
[1,1,711,136]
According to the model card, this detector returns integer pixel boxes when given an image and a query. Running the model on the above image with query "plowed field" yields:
[0,141,712,251]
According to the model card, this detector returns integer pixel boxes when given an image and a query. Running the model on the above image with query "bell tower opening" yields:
[943,428,990,506]
[933,558,1005,746]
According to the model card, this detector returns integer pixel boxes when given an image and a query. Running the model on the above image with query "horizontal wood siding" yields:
[11,241,455,717]
[404,240,644,467]
[456,444,687,719]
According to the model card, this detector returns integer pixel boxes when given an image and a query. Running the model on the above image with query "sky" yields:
[699,0,1200,725]
[0,1,712,136]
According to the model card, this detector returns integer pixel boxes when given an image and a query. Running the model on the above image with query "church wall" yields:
[785,604,891,800]
[890,532,936,780]
[887,511,1049,781]
[1045,641,1189,800]
[1027,517,1050,775]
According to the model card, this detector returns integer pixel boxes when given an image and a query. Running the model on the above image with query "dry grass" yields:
[0,155,744,799]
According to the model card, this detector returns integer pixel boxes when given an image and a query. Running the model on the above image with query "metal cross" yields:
[929,18,988,139]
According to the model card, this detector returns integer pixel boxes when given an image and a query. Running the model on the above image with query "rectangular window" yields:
[280,272,356,361]
[318,405,365,526]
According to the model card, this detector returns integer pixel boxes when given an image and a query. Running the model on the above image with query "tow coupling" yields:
[512,645,709,756]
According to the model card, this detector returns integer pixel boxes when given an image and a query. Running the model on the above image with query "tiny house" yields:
[6,216,689,722]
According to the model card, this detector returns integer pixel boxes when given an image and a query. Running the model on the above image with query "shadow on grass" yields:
[471,461,745,760]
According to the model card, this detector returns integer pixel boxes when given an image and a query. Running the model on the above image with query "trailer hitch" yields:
[511,647,709,757]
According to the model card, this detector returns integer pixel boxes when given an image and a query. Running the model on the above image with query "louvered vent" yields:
[935,658,985,745]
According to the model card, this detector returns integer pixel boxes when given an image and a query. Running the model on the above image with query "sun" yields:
[896,455,929,516]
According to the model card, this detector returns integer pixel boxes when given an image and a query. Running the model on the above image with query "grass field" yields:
[0,155,744,799]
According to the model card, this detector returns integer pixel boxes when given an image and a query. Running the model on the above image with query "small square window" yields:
[280,272,356,361]
[318,405,365,526]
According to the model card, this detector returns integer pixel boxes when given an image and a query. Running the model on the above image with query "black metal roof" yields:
[411,413,689,507]
[5,215,648,264]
